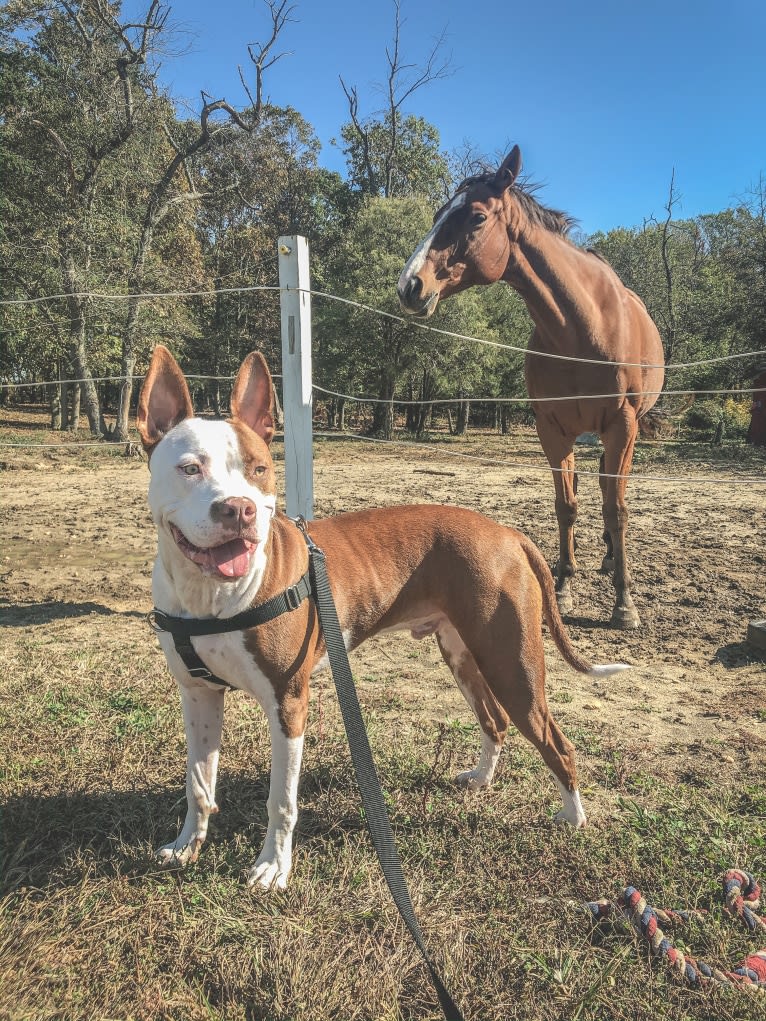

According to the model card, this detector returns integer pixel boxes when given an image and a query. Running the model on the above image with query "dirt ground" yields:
[1,411,765,805]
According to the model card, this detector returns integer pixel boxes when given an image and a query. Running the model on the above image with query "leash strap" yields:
[304,531,465,1021]
[148,571,312,688]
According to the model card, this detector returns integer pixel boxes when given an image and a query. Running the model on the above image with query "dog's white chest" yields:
[159,629,280,715]
[196,633,278,706]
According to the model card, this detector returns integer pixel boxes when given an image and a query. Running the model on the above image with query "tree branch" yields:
[340,75,376,192]
[30,119,77,195]
[340,0,452,198]
[246,0,296,123]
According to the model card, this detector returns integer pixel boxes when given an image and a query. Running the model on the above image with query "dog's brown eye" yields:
[470,212,486,228]
[253,465,267,476]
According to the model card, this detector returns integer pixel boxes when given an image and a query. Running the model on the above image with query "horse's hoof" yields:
[556,591,574,616]
[599,557,615,574]
[611,606,640,629]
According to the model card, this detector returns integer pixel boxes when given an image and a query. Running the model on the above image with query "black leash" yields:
[148,524,465,1019]
[299,523,465,1021]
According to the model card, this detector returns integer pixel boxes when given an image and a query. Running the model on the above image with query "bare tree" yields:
[658,168,680,365]
[110,0,296,440]
[646,170,705,366]
[339,0,451,199]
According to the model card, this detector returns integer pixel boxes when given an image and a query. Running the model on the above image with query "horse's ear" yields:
[495,145,522,189]
[230,351,275,445]
[137,345,194,451]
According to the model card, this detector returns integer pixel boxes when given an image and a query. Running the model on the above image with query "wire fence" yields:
[1,375,760,402]
[2,412,764,485]
[3,283,766,371]
[2,283,764,485]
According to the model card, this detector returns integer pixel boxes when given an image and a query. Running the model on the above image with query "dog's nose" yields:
[211,497,257,528]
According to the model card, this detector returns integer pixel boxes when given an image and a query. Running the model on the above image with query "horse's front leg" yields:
[546,445,578,616]
[601,419,641,629]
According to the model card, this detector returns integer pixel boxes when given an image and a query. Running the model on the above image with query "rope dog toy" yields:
[586,869,766,990]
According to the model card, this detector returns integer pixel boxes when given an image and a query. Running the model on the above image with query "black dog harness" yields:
[148,570,312,688]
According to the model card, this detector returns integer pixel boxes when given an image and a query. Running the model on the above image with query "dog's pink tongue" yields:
[211,539,253,578]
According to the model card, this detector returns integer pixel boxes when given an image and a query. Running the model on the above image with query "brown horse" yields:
[397,145,665,628]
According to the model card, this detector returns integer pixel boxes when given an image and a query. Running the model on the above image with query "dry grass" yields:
[2,616,766,1021]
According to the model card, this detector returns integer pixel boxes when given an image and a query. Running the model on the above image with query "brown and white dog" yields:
[137,346,627,890]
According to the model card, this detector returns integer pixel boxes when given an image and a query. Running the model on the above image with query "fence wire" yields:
[2,283,764,485]
[2,283,765,372]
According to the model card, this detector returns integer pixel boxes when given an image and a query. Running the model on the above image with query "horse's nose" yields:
[397,274,423,311]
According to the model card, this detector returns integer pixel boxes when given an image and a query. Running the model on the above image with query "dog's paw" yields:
[455,768,492,791]
[247,857,290,891]
[156,837,202,868]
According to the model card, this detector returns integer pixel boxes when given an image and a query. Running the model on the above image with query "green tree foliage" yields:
[589,188,766,402]
[189,105,346,411]
[339,112,450,204]
[0,1,210,433]
[1,2,763,445]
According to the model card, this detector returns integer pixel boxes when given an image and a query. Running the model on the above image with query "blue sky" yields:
[153,0,766,236]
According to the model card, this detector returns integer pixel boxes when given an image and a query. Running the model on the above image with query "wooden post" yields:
[278,235,314,520]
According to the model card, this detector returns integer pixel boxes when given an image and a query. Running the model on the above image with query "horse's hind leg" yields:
[598,452,615,573]
[436,624,509,789]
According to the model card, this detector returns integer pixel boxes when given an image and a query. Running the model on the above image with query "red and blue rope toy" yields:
[586,868,766,991]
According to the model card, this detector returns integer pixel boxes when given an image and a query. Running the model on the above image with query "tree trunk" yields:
[405,376,418,432]
[68,382,82,431]
[372,370,396,438]
[273,386,284,429]
[455,390,470,435]
[415,402,432,438]
[60,235,102,437]
[501,405,511,435]
[50,385,62,430]
[70,335,99,434]
[113,295,142,441]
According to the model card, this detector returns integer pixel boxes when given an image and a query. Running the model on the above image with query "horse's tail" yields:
[520,535,630,679]
[639,394,695,438]
[638,411,660,439]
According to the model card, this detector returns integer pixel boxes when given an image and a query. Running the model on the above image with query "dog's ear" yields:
[230,351,275,445]
[137,345,194,452]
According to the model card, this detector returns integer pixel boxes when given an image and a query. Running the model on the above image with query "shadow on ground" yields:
[0,600,145,626]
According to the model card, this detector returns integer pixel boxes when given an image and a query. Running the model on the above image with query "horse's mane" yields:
[456,171,577,237]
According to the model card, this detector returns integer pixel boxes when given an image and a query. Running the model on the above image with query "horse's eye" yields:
[470,212,487,228]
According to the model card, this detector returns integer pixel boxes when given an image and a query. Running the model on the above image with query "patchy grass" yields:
[2,410,765,1019]
[2,622,766,1021]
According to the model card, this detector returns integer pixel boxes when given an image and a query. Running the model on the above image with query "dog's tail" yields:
[519,535,630,679]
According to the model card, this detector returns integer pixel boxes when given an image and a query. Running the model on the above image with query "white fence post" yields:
[278,235,314,520]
